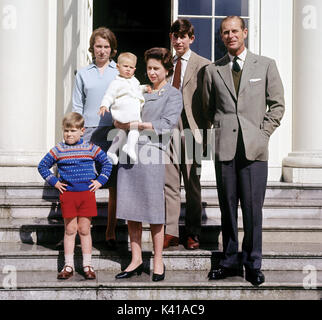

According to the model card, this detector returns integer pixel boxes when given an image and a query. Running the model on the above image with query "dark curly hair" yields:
[144,47,174,77]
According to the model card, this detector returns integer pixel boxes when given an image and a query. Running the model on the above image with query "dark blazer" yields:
[203,50,285,161]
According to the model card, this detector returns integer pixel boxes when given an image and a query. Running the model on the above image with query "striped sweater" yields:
[38,139,112,192]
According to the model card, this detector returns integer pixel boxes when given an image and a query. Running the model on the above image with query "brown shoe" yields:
[163,234,179,249]
[83,266,96,280]
[186,235,200,250]
[57,265,74,280]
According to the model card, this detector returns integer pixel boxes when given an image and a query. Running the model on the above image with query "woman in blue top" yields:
[72,27,118,249]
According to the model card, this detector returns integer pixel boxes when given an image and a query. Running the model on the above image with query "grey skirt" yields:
[116,142,166,224]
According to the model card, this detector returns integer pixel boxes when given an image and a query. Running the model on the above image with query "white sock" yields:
[124,129,139,161]
[64,254,74,269]
[106,151,119,165]
[122,144,137,162]
[83,253,92,268]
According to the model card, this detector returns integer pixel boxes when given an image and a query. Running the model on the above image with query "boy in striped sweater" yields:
[38,112,112,280]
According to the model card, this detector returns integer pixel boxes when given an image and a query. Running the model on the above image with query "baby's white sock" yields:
[107,151,119,165]
[123,144,137,162]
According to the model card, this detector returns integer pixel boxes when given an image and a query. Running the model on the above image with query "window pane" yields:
[215,0,249,16]
[214,18,249,61]
[188,18,212,61]
[178,0,212,15]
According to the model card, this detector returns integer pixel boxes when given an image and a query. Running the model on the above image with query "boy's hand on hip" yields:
[89,180,102,192]
[55,181,67,194]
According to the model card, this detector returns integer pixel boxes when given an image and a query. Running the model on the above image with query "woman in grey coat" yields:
[114,47,183,281]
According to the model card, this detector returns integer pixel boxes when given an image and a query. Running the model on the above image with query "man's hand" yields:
[89,180,102,192]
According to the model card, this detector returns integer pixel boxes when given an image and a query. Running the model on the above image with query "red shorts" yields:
[59,191,97,219]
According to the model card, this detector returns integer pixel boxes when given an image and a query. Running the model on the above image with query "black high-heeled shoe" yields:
[115,263,143,279]
[152,264,165,282]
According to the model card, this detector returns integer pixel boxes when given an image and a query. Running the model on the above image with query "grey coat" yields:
[203,51,285,161]
[116,82,183,224]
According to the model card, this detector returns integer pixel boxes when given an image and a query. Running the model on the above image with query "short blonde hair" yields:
[117,52,137,66]
[62,112,84,129]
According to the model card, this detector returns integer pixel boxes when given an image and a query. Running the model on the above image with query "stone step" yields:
[1,217,321,244]
[0,242,321,272]
[1,182,322,219]
[2,182,322,201]
[0,270,321,300]
[2,198,322,220]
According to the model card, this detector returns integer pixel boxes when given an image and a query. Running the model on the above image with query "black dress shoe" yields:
[245,268,265,286]
[115,263,143,279]
[152,265,165,282]
[208,266,243,280]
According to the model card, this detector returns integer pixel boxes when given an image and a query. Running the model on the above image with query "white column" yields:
[282,0,322,183]
[260,0,293,181]
[55,0,92,143]
[0,0,56,182]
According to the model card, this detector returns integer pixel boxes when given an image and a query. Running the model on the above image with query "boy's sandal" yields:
[57,265,74,280]
[83,266,96,280]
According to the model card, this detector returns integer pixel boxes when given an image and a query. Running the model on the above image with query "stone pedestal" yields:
[282,0,322,183]
[283,152,322,183]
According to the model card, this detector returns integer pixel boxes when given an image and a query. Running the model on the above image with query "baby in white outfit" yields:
[99,52,148,163]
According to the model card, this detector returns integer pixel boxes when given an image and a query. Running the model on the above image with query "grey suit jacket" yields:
[203,50,285,161]
[138,82,183,151]
[182,51,211,144]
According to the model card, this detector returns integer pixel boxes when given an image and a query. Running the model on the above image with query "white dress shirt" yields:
[228,48,247,71]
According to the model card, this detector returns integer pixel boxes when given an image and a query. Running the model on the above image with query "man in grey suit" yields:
[164,19,211,250]
[203,16,285,285]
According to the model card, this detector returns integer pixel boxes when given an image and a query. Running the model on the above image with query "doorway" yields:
[93,0,172,83]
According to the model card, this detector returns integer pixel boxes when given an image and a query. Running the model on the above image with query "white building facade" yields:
[0,0,321,183]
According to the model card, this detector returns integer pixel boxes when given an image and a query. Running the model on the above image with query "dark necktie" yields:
[232,56,241,72]
[172,57,182,89]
